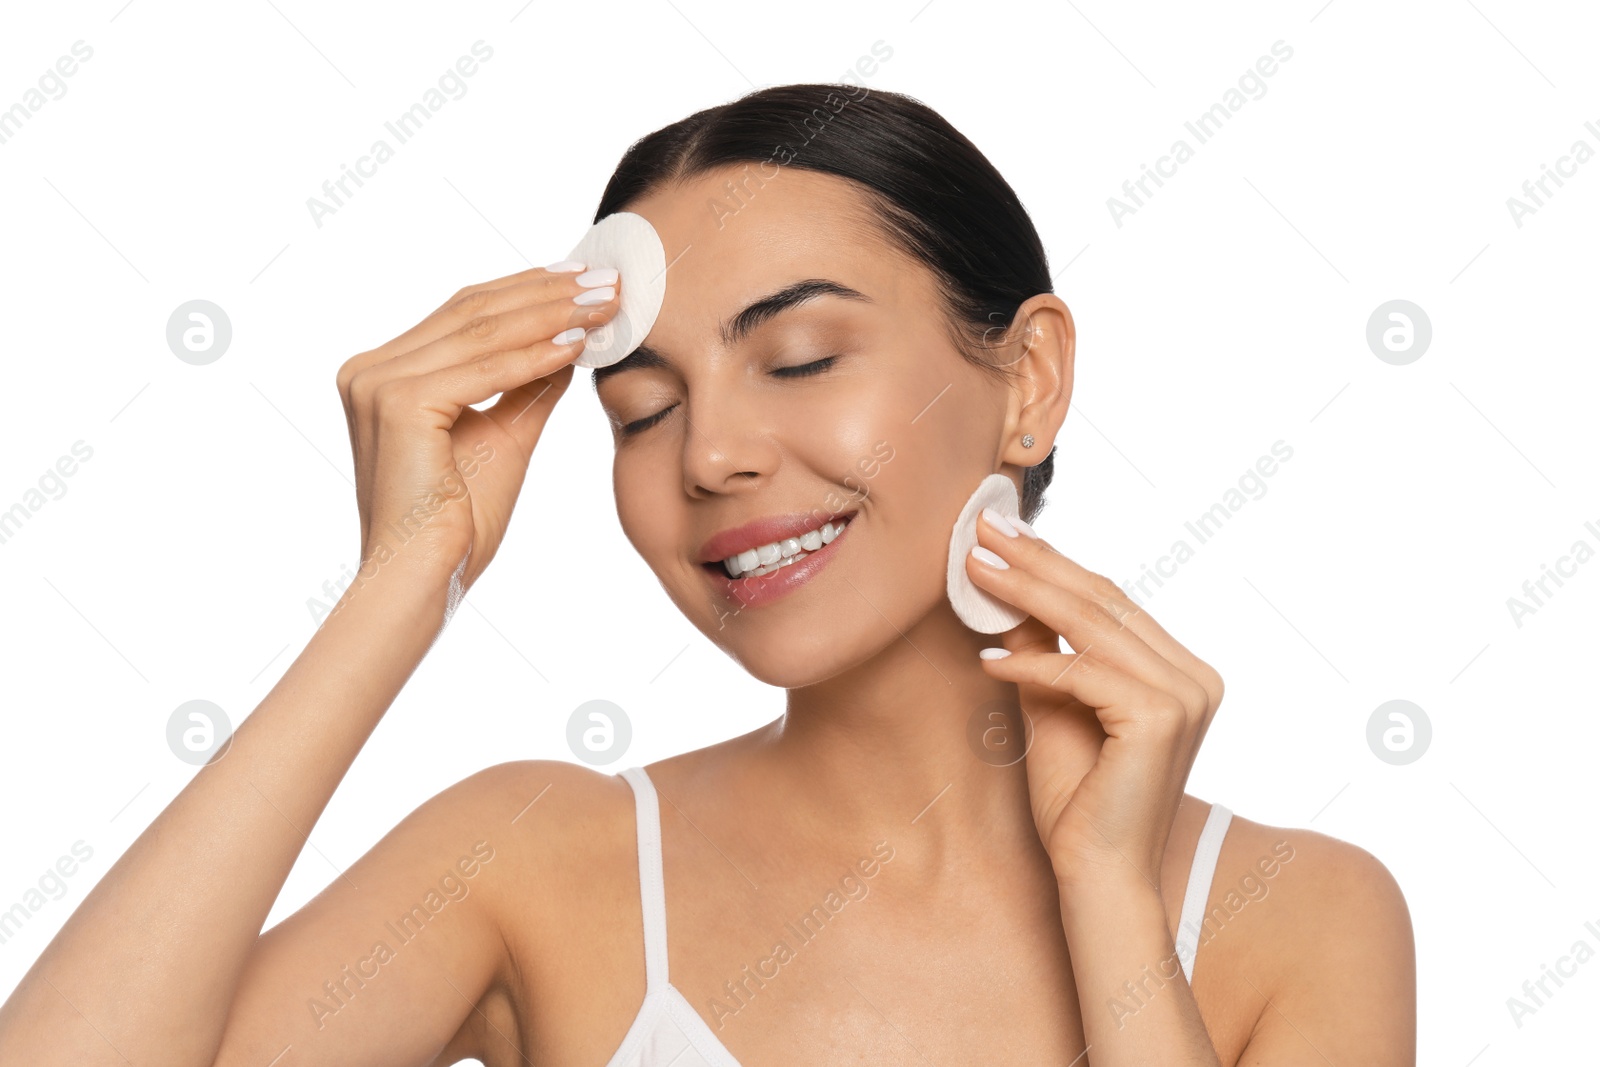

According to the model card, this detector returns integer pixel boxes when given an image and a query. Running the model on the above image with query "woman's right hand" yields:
[334,262,620,602]
[0,262,624,1067]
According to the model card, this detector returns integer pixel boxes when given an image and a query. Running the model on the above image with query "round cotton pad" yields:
[946,473,1030,634]
[562,211,667,369]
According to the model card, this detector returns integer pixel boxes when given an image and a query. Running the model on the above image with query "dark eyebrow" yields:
[591,278,871,392]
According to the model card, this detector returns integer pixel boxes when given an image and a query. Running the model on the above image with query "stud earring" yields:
[1021,434,1035,448]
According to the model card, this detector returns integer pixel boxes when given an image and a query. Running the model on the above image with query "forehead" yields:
[619,165,925,343]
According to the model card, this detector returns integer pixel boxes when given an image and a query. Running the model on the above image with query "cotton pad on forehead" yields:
[563,211,667,369]
[947,473,1029,634]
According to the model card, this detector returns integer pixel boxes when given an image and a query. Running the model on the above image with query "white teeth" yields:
[720,516,851,578]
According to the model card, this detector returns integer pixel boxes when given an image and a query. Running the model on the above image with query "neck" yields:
[754,604,1047,864]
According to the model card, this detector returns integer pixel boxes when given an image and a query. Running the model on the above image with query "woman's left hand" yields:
[966,508,1225,891]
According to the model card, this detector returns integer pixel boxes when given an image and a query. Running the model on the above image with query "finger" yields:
[979,649,1193,742]
[991,618,1106,753]
[336,268,593,454]
[350,273,618,393]
[390,285,615,384]
[974,514,1221,710]
[376,329,591,427]
[425,261,587,318]
[336,264,595,395]
[483,363,575,460]
[966,540,1204,716]
[346,286,616,451]
[999,614,1061,657]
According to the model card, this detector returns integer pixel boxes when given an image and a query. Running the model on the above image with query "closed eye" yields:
[773,356,838,378]
[620,405,676,436]
[618,356,840,437]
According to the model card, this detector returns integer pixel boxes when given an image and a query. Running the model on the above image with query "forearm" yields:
[1058,873,1223,1066]
[0,561,453,1065]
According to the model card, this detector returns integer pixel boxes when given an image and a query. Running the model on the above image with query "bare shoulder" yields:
[1202,809,1416,1065]
[417,759,644,1065]
[445,758,635,840]
[1214,812,1413,968]
[440,757,640,907]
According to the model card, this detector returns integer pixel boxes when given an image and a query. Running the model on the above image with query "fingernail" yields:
[978,647,1012,659]
[1011,516,1040,539]
[573,286,615,306]
[545,260,586,272]
[575,267,619,287]
[552,327,587,345]
[981,507,1019,537]
[970,545,1008,569]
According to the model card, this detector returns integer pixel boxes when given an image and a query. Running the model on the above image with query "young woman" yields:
[0,84,1415,1065]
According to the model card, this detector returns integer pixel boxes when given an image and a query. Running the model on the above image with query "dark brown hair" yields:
[593,83,1058,521]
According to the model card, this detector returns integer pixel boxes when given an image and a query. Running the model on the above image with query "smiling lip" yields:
[699,513,855,610]
[697,508,858,564]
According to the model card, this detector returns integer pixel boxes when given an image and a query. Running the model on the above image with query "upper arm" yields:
[211,759,575,1067]
[1235,833,1415,1065]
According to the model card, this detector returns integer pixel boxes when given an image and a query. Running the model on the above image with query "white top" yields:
[604,765,1233,1066]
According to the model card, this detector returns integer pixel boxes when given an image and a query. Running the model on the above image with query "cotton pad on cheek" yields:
[562,211,667,369]
[946,473,1029,634]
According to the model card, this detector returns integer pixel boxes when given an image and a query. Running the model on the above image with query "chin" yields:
[726,645,854,690]
[702,595,915,690]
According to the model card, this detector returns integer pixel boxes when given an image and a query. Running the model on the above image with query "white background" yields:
[2,0,1597,1062]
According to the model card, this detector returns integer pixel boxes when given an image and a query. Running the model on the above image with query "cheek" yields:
[773,383,899,489]
[856,398,996,567]
[612,454,676,562]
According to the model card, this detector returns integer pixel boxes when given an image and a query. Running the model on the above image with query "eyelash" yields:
[772,355,838,379]
[618,356,839,437]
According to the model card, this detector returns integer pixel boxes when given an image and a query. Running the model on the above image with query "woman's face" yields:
[593,165,1048,688]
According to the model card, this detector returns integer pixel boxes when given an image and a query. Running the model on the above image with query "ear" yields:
[996,294,1074,469]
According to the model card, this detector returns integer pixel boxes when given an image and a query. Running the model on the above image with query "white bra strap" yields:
[1174,802,1233,984]
[619,766,670,991]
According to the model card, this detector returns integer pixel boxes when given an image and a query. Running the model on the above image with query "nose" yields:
[681,390,781,498]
